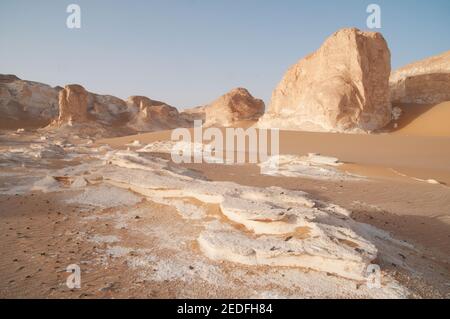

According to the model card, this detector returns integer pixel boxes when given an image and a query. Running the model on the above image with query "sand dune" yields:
[99,100,450,189]
[100,124,450,185]
[390,101,450,137]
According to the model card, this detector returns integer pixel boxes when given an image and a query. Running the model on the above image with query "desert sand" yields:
[389,102,450,137]
[1,98,449,299]
[97,100,450,297]
[1,101,449,298]
[1,26,449,299]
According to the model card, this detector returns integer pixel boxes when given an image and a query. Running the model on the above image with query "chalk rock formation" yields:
[180,105,206,123]
[126,96,186,131]
[258,154,361,180]
[100,149,379,280]
[0,74,192,134]
[89,94,128,126]
[258,28,392,132]
[390,50,450,104]
[204,88,265,127]
[0,74,60,129]
[58,84,89,124]
[127,96,169,111]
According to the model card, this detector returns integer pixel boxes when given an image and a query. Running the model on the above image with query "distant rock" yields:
[258,28,392,132]
[390,50,450,104]
[44,84,136,138]
[0,74,20,83]
[0,74,194,135]
[126,96,188,132]
[180,105,206,123]
[126,96,168,110]
[0,74,60,129]
[57,84,89,124]
[89,94,128,126]
[204,88,265,127]
[0,75,262,135]
[177,88,264,128]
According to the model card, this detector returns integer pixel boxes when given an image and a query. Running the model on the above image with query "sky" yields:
[1,0,449,109]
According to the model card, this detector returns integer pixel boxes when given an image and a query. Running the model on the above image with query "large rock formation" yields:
[0,74,60,129]
[390,50,450,104]
[57,84,89,124]
[258,28,392,132]
[103,150,379,281]
[0,74,265,135]
[204,88,265,127]
[126,96,188,131]
[0,74,194,134]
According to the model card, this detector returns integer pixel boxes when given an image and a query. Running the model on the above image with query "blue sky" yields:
[1,0,449,108]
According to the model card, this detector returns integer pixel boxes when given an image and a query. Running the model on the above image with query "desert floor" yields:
[0,103,449,298]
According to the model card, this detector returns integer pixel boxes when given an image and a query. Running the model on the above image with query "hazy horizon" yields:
[1,0,449,108]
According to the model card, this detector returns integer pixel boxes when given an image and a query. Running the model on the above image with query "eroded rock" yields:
[0,74,60,129]
[390,50,450,104]
[258,28,392,132]
[126,96,187,131]
[98,150,379,280]
[204,88,265,127]
[58,84,89,124]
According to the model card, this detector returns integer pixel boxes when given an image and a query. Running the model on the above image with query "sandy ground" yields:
[0,102,449,299]
[389,102,450,137]
[100,128,450,185]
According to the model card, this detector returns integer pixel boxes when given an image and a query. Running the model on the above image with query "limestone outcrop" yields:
[390,50,450,104]
[0,74,194,134]
[204,88,265,127]
[89,94,128,126]
[57,84,89,124]
[0,75,60,129]
[258,28,392,132]
[126,96,187,131]
[100,149,379,280]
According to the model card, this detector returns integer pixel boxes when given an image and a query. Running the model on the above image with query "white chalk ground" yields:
[94,150,408,289]
[66,185,142,208]
[0,135,414,298]
[259,154,362,180]
[137,141,241,164]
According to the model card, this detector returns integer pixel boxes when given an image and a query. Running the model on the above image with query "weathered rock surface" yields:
[204,88,265,127]
[89,94,128,126]
[390,50,450,104]
[180,105,206,123]
[0,73,267,135]
[127,96,168,110]
[258,28,392,132]
[100,149,380,280]
[58,85,130,126]
[57,84,89,124]
[0,74,60,129]
[126,96,189,131]
[0,74,195,134]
